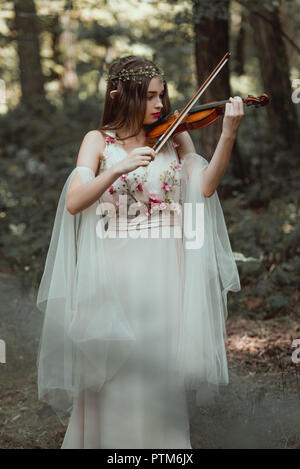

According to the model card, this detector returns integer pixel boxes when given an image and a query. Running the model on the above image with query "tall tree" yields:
[192,0,245,180]
[248,3,299,145]
[13,0,45,101]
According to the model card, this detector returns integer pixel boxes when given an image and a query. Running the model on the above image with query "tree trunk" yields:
[248,5,299,145]
[193,0,245,181]
[13,0,45,101]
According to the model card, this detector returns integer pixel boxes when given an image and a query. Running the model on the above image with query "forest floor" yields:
[0,271,299,449]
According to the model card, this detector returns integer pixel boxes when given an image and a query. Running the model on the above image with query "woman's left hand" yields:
[221,96,244,139]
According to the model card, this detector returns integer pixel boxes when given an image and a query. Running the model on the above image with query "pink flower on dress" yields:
[172,141,180,148]
[162,182,171,191]
[171,163,181,171]
[159,202,167,210]
[120,174,127,180]
[146,209,152,217]
[147,194,163,217]
[136,183,143,191]
[105,136,115,144]
[149,195,163,204]
[109,185,115,194]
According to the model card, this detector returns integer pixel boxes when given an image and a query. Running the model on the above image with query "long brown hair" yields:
[98,56,171,141]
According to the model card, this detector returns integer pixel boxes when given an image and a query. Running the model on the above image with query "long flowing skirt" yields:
[61,226,192,449]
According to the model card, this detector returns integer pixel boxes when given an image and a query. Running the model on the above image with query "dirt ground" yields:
[0,271,299,449]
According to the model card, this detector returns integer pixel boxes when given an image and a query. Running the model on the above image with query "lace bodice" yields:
[98,130,183,220]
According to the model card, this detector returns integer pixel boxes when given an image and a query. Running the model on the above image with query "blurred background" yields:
[0,0,299,449]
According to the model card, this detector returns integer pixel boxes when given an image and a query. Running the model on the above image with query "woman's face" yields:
[143,77,165,125]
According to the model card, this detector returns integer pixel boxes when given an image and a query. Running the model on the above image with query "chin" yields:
[144,117,156,125]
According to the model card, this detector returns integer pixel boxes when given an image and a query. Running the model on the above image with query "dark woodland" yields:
[0,0,299,449]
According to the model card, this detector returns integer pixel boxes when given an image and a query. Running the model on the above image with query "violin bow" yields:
[153,51,231,154]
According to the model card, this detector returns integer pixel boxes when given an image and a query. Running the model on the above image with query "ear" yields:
[110,90,118,100]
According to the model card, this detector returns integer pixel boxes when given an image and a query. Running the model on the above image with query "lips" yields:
[152,113,161,117]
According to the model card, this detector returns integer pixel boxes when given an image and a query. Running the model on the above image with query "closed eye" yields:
[148,94,164,100]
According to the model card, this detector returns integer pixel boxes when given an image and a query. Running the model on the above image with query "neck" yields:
[116,126,146,142]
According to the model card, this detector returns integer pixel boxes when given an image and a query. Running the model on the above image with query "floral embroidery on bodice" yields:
[98,130,183,220]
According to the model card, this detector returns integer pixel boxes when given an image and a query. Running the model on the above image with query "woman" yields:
[36,55,243,448]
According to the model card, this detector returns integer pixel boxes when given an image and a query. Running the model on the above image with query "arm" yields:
[66,130,123,215]
[173,130,211,198]
[201,133,236,197]
[173,96,244,197]
[200,96,244,197]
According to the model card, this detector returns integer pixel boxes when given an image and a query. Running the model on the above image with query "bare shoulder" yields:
[76,130,106,176]
[82,130,106,153]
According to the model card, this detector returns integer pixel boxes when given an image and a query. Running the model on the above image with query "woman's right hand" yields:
[115,146,156,175]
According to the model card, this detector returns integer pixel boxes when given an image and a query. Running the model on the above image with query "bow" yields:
[153,51,231,154]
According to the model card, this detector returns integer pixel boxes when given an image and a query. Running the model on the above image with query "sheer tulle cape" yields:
[36,155,240,422]
[36,166,137,424]
[176,153,241,405]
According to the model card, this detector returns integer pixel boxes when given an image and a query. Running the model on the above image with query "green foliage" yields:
[222,123,300,317]
[0,94,103,291]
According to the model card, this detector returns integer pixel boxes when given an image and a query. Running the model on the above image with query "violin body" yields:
[145,93,270,147]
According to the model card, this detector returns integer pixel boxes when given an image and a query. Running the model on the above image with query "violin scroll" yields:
[245,93,270,108]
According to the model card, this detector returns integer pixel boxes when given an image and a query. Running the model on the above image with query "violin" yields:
[144,52,270,154]
[145,94,270,146]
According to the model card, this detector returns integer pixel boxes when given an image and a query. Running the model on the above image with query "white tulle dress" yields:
[36,130,241,449]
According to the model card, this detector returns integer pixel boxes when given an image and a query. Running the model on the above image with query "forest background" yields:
[0,0,299,449]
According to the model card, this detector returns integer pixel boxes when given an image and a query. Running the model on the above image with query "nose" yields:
[155,96,163,109]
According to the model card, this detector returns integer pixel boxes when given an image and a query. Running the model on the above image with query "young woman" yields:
[36,55,243,449]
